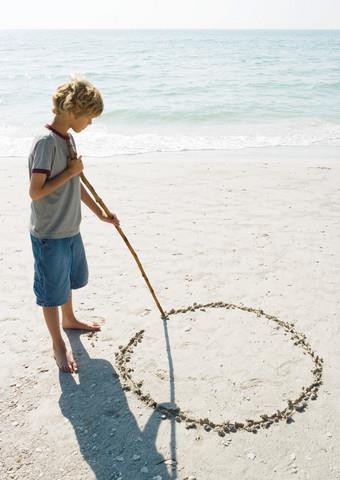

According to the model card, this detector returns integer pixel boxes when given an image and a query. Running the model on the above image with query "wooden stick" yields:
[66,136,166,317]
[80,171,166,317]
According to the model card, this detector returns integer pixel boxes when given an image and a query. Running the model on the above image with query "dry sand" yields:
[0,146,339,480]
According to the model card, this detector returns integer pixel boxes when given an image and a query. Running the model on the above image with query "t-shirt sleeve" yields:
[30,137,55,177]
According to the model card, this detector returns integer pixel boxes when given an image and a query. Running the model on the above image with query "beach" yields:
[1,145,339,479]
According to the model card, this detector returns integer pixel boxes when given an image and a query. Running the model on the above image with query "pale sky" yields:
[1,0,340,29]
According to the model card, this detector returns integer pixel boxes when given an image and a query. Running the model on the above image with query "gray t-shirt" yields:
[28,128,81,239]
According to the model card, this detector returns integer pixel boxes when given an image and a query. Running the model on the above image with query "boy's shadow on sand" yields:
[58,331,171,480]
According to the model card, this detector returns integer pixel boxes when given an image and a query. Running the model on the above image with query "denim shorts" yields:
[30,233,89,307]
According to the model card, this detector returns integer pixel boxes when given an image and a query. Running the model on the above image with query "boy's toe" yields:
[66,351,78,373]
[63,361,71,373]
[54,348,77,374]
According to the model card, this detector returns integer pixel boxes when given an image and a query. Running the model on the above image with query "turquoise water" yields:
[1,29,340,156]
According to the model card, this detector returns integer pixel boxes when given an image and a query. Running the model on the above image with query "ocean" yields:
[0,29,340,157]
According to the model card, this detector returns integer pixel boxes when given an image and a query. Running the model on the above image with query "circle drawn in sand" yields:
[115,302,323,436]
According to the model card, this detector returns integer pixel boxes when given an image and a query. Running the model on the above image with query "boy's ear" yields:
[69,111,77,121]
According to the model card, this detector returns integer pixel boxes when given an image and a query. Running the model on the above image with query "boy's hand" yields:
[98,210,120,227]
[68,156,84,177]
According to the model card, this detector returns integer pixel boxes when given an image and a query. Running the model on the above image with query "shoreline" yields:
[89,145,340,163]
[4,144,340,163]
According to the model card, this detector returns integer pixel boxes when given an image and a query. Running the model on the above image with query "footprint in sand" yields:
[276,359,296,376]
[239,378,264,390]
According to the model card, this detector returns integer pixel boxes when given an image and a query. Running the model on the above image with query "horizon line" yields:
[1,27,340,31]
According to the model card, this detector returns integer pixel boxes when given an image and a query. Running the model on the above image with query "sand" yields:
[0,146,339,480]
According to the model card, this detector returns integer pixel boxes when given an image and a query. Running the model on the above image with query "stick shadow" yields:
[58,331,171,480]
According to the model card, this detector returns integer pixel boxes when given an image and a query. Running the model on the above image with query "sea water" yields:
[0,29,339,157]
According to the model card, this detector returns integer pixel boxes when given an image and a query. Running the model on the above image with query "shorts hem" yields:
[71,281,88,290]
[36,298,69,308]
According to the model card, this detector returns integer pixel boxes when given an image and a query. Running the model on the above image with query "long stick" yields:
[80,171,166,318]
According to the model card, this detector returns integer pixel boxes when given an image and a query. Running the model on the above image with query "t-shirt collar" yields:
[44,124,70,141]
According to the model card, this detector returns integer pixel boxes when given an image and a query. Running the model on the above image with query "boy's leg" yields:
[61,291,101,331]
[43,306,78,373]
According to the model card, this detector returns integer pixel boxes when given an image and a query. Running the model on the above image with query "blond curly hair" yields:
[52,77,104,117]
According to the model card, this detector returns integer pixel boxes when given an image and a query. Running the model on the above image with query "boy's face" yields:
[70,112,98,133]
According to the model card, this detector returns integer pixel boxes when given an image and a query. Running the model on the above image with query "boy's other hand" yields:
[68,155,84,177]
[98,210,120,227]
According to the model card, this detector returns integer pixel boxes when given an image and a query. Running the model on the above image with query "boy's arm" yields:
[81,184,120,227]
[80,184,102,217]
[29,157,83,201]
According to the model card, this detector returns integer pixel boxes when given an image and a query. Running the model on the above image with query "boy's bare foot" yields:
[62,317,101,331]
[53,343,78,373]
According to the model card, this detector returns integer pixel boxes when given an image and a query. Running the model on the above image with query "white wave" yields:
[1,119,340,158]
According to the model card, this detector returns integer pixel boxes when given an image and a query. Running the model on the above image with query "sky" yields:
[1,0,339,30]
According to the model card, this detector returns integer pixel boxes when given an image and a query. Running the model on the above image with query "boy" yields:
[28,77,120,374]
